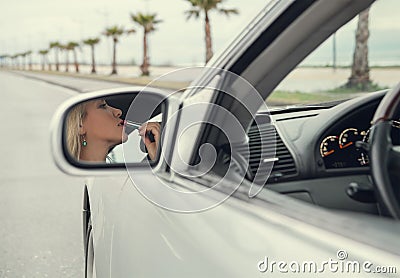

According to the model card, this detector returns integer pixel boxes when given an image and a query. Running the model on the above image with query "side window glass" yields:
[267,1,399,107]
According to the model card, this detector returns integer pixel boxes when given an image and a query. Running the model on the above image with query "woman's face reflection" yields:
[80,99,128,161]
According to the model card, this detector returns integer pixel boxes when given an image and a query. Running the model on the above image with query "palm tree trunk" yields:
[65,51,69,72]
[111,38,117,75]
[140,32,150,76]
[48,56,52,71]
[347,8,370,89]
[91,45,96,74]
[41,56,45,71]
[204,11,213,64]
[73,49,79,73]
[55,49,59,71]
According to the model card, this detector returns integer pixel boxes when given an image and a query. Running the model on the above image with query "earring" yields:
[82,136,87,147]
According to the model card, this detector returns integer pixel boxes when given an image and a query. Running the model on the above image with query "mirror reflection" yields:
[65,94,163,164]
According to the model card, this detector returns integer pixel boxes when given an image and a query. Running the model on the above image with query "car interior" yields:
[186,0,399,218]
[255,90,396,215]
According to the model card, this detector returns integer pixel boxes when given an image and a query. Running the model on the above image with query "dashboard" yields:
[264,90,398,214]
[319,101,400,169]
[251,89,400,179]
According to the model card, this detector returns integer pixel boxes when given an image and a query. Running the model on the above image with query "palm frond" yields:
[130,12,162,33]
[38,49,49,55]
[49,42,61,49]
[185,9,200,20]
[186,0,199,7]
[126,28,136,35]
[103,26,125,37]
[218,8,239,16]
[83,38,100,46]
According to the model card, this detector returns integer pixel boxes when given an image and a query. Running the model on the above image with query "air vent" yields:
[248,121,298,184]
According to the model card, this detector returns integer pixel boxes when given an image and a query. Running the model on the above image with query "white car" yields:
[51,0,400,277]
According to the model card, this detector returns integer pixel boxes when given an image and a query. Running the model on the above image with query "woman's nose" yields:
[113,107,122,118]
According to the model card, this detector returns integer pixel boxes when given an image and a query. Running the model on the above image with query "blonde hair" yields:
[66,102,87,160]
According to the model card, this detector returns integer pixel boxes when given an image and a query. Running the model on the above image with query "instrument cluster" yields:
[320,127,370,169]
[318,102,400,169]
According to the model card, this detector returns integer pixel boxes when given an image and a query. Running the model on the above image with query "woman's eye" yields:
[99,103,107,109]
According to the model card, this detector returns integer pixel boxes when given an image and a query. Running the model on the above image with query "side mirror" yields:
[50,87,168,174]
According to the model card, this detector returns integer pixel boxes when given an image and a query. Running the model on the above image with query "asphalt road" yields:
[0,70,129,277]
[14,71,130,93]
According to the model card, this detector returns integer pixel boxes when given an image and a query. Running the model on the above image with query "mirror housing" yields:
[50,87,171,175]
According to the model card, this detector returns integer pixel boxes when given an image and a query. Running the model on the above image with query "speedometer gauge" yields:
[338,128,367,149]
[320,136,339,157]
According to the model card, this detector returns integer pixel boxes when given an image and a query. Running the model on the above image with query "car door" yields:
[100,0,400,276]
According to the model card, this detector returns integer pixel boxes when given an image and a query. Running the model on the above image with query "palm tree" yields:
[61,44,70,72]
[1,54,11,68]
[6,54,11,68]
[10,54,17,69]
[103,26,126,75]
[25,51,33,70]
[66,42,80,73]
[14,54,22,69]
[130,12,162,76]
[83,37,101,74]
[38,49,49,71]
[0,54,10,68]
[0,55,5,68]
[50,42,62,71]
[347,8,371,90]
[20,51,31,70]
[20,52,27,70]
[184,0,238,64]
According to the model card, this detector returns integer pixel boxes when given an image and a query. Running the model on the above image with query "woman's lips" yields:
[117,120,125,126]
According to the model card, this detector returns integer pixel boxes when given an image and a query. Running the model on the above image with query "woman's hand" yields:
[138,122,161,161]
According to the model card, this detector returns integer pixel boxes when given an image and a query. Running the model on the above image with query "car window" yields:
[266,0,399,107]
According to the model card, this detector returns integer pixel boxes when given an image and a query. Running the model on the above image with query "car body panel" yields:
[87,171,400,277]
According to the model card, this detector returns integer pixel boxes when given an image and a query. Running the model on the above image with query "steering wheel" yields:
[370,83,400,219]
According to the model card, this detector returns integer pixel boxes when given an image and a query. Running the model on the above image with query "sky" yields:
[304,0,400,66]
[1,0,400,67]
